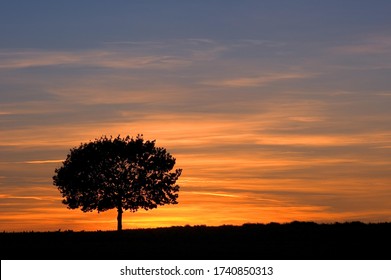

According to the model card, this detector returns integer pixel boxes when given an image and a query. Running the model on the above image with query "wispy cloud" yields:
[331,35,391,55]
[201,72,316,87]
[0,194,60,201]
[0,49,190,70]
[0,111,12,115]
[0,39,229,71]
[189,191,241,198]
[24,160,64,164]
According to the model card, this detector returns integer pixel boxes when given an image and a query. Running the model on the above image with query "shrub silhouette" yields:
[53,134,182,231]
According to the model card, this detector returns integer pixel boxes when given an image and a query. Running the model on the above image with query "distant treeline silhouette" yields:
[1,221,390,260]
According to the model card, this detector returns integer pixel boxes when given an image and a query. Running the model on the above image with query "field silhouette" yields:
[1,221,390,260]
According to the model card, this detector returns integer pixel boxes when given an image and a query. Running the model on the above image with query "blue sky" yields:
[1,1,391,231]
[2,1,391,48]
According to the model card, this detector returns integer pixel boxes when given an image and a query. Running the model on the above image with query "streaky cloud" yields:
[24,159,64,164]
[201,72,317,88]
[0,49,190,70]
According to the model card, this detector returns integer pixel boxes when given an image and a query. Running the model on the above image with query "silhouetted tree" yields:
[53,134,182,231]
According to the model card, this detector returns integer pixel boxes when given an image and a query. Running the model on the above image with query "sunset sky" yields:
[1,1,391,232]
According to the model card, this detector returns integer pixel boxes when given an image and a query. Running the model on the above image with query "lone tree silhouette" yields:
[53,134,182,231]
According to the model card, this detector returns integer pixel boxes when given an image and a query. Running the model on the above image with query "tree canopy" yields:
[53,134,182,231]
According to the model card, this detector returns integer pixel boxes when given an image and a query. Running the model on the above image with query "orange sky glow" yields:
[1,2,391,232]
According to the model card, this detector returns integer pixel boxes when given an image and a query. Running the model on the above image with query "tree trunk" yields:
[117,206,123,231]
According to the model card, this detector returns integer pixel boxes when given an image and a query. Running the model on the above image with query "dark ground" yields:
[1,221,390,260]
